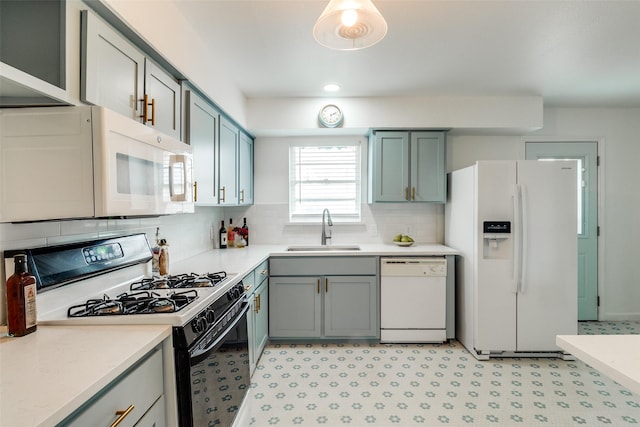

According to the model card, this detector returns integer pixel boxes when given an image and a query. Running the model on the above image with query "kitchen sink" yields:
[286,245,361,252]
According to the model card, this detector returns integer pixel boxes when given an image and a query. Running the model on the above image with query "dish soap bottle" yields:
[6,254,37,337]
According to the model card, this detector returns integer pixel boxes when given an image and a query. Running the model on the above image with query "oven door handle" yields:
[189,302,250,365]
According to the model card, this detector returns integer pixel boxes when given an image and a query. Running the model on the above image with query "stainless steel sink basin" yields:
[286,245,361,252]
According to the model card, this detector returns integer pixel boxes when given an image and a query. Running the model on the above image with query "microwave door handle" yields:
[169,155,187,202]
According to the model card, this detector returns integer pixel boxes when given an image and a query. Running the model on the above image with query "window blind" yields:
[289,142,361,222]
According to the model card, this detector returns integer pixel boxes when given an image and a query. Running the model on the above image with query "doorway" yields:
[525,141,598,320]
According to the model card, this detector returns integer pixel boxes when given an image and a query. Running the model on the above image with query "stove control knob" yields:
[192,316,207,333]
[205,308,215,323]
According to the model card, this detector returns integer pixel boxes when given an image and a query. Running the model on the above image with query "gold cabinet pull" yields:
[219,186,226,203]
[412,187,416,200]
[325,278,328,293]
[254,294,260,313]
[240,189,245,203]
[257,294,261,312]
[193,181,198,202]
[110,404,134,427]
[317,279,320,294]
[405,187,409,200]
[140,94,155,125]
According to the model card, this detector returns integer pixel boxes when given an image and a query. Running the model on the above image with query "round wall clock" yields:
[318,104,344,128]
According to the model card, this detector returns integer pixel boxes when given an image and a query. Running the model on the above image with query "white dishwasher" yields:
[380,257,447,343]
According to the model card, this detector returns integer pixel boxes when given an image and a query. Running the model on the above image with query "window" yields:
[289,140,361,222]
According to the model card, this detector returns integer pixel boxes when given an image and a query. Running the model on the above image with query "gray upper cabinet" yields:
[186,89,219,205]
[238,131,254,205]
[0,0,79,106]
[368,130,446,203]
[81,9,181,139]
[218,117,239,205]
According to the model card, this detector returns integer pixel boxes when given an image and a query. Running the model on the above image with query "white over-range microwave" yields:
[0,106,194,222]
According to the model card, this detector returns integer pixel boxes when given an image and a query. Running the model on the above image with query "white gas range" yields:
[4,233,250,427]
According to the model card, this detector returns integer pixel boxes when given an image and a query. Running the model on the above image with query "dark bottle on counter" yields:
[242,217,249,246]
[219,220,227,249]
[6,254,37,337]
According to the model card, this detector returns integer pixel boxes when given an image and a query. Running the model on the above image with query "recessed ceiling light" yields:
[324,84,340,92]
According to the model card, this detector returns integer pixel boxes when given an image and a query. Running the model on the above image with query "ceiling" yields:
[176,0,640,107]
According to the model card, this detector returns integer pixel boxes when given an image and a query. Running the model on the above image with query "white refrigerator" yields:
[445,160,578,360]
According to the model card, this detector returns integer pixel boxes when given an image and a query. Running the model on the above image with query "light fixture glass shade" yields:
[313,0,388,51]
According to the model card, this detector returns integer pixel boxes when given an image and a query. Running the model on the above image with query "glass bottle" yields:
[219,220,227,249]
[6,254,37,337]
[227,218,235,248]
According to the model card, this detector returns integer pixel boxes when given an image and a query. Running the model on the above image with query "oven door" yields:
[92,106,194,217]
[177,302,251,427]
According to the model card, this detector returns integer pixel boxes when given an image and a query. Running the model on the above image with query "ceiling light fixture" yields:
[324,83,341,92]
[313,0,388,51]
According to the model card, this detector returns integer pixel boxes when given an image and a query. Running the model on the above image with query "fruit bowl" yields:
[393,241,414,247]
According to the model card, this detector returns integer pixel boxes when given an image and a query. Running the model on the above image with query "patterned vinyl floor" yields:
[245,322,640,426]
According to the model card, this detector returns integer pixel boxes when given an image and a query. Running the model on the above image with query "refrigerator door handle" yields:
[520,184,528,294]
[513,184,523,293]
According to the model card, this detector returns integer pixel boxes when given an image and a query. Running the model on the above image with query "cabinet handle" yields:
[260,270,268,275]
[412,187,416,200]
[140,94,156,125]
[193,181,198,202]
[257,294,261,312]
[317,279,320,294]
[110,404,135,427]
[405,187,409,200]
[254,294,260,313]
[240,189,245,203]
[325,278,328,293]
[219,186,226,203]
[150,98,156,126]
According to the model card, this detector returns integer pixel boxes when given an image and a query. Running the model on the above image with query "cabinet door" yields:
[238,131,254,205]
[324,276,378,338]
[218,117,239,205]
[254,280,269,357]
[144,59,181,139]
[81,10,144,121]
[186,90,219,205]
[411,132,446,202]
[269,276,321,338]
[371,131,409,202]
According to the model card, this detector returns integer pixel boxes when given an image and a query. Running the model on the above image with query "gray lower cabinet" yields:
[61,346,165,426]
[248,260,269,374]
[81,9,181,139]
[269,257,378,339]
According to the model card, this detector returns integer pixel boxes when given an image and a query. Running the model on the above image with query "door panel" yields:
[525,142,598,320]
[373,132,409,201]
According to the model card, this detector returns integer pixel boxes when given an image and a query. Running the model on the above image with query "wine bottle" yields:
[242,217,249,246]
[6,254,37,337]
[219,220,227,249]
[227,218,235,248]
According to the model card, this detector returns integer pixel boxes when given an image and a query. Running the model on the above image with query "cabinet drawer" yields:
[242,270,256,293]
[270,256,377,276]
[256,260,269,284]
[62,348,163,427]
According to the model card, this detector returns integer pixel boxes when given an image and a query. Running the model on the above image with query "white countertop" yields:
[0,325,172,427]
[171,243,460,277]
[556,335,640,395]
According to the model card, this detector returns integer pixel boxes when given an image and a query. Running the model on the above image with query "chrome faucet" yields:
[321,208,333,245]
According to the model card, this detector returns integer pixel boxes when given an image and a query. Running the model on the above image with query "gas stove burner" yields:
[67,289,199,317]
[129,271,228,291]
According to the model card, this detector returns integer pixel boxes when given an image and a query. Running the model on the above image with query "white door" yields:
[516,161,578,351]
[525,142,599,320]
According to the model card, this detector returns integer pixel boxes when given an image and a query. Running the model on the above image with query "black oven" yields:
[174,283,251,427]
